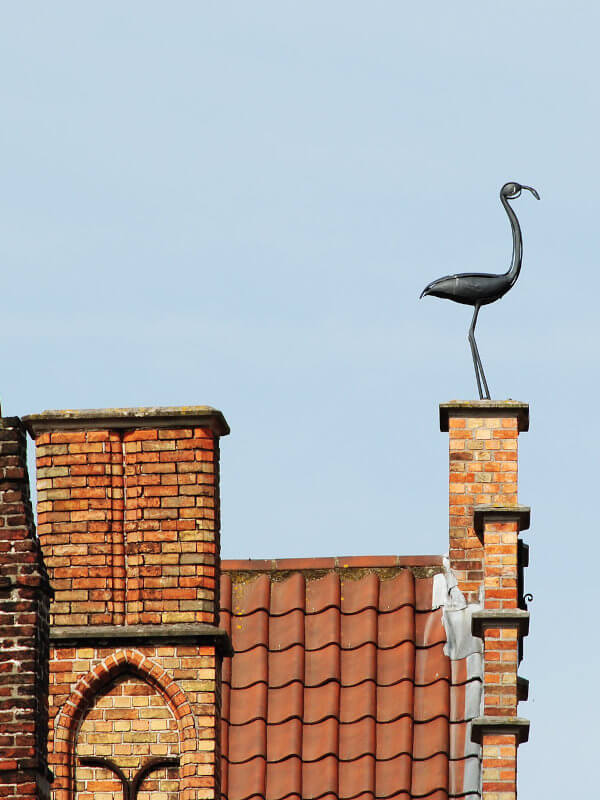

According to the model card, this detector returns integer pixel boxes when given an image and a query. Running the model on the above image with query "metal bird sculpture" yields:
[420,181,539,399]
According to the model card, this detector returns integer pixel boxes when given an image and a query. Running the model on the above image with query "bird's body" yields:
[421,272,513,306]
[420,181,539,399]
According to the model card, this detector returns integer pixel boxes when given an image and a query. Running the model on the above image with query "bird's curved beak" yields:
[522,185,540,200]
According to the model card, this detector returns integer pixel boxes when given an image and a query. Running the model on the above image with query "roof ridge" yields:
[222,555,444,571]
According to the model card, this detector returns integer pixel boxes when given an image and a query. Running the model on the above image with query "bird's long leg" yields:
[472,323,491,400]
[468,334,483,399]
[474,341,490,400]
[469,303,491,400]
[468,304,483,399]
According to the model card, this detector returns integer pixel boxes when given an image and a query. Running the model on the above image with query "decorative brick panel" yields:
[481,519,519,610]
[49,645,219,800]
[124,426,219,626]
[0,417,52,800]
[76,673,179,799]
[483,627,518,717]
[34,429,124,627]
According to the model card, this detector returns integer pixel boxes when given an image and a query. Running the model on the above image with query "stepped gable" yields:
[219,556,481,800]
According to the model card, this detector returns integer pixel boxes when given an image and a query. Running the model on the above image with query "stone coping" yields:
[439,400,529,432]
[50,623,234,657]
[471,716,530,745]
[473,504,531,537]
[23,406,230,437]
[223,555,444,572]
[471,609,530,638]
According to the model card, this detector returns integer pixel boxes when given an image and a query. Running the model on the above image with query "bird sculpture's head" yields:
[501,182,540,200]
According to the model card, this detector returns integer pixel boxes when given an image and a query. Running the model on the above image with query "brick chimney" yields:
[0,417,52,800]
[24,407,231,800]
[441,401,531,800]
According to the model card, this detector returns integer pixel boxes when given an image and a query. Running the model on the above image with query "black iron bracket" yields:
[79,756,180,800]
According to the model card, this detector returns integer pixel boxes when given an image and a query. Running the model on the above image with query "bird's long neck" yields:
[501,193,523,286]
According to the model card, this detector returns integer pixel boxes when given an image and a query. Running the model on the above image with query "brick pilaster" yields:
[0,418,52,800]
[481,734,518,799]
[470,500,531,799]
[441,402,531,800]
[24,407,231,800]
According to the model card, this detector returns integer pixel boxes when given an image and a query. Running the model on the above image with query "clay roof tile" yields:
[220,558,477,800]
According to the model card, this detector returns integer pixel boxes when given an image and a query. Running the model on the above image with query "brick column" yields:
[24,407,232,800]
[440,401,528,605]
[441,402,531,800]
[0,418,52,800]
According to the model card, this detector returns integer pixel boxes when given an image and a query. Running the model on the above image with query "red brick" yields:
[0,419,50,800]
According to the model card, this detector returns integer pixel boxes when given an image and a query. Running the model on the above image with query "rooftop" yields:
[219,557,481,800]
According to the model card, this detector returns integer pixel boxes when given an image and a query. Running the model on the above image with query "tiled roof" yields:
[219,557,481,800]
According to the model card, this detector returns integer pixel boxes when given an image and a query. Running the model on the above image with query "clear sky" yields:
[0,2,595,795]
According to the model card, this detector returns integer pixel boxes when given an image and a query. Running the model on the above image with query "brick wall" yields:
[0,417,52,800]
[24,407,230,800]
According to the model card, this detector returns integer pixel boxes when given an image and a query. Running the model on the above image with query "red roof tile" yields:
[220,558,481,800]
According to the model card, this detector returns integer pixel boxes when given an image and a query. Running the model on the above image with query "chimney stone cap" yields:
[473,504,530,536]
[439,400,529,432]
[471,609,530,638]
[23,406,230,438]
[471,716,530,745]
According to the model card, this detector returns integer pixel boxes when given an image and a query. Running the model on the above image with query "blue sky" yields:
[1,3,596,795]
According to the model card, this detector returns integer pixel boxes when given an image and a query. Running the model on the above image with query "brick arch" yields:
[51,649,196,800]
